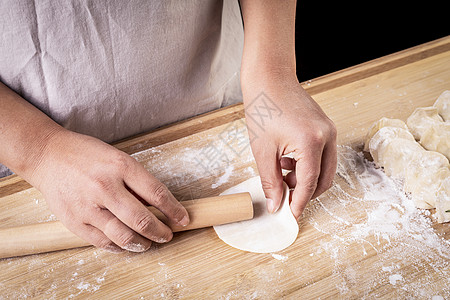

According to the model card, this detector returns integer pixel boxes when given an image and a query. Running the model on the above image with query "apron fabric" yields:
[0,0,244,177]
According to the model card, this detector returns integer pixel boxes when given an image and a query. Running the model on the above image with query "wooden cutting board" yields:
[1,36,449,299]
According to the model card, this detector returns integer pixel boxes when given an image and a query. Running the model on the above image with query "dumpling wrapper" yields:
[213,176,299,253]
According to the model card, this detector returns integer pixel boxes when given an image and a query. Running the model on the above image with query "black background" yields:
[294,1,449,82]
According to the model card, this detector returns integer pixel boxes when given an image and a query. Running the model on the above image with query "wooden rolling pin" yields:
[0,192,253,259]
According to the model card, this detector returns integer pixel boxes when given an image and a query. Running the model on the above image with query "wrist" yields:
[19,125,68,187]
[242,52,296,79]
[241,46,297,90]
[240,60,298,102]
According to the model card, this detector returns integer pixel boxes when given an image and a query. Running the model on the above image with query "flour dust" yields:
[302,146,450,297]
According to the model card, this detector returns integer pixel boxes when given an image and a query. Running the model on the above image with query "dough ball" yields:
[434,90,450,121]
[364,118,408,151]
[406,107,444,140]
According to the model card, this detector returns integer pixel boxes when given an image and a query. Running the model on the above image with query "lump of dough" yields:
[434,90,450,121]
[364,118,408,151]
[435,169,450,223]
[418,122,450,160]
[213,176,299,253]
[406,107,444,140]
[368,126,416,168]
[404,152,449,209]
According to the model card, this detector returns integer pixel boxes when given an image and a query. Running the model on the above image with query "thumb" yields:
[254,146,284,213]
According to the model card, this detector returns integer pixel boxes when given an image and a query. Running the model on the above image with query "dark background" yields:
[294,1,449,82]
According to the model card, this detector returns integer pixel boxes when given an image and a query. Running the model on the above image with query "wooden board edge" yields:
[0,175,32,197]
[302,35,450,95]
[113,103,245,154]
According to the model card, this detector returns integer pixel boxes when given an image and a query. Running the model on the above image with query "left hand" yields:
[242,74,337,219]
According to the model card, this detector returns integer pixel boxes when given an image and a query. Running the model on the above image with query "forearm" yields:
[0,84,190,251]
[0,82,64,179]
[240,0,297,87]
[239,1,337,218]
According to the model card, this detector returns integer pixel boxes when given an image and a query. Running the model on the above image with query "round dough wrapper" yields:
[213,176,299,253]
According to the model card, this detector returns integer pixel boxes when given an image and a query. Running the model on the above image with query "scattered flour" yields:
[389,274,403,285]
[271,253,288,262]
[211,165,235,189]
[2,123,448,298]
[303,146,450,297]
[76,282,91,291]
[131,119,257,201]
[129,130,449,297]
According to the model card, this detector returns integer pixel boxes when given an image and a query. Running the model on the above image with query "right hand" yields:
[28,129,189,253]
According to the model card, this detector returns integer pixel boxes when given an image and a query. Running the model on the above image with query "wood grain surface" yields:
[1,36,449,299]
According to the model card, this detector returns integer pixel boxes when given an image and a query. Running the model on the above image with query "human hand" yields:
[242,75,337,219]
[28,130,189,253]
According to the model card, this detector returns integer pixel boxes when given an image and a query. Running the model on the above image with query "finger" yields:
[62,217,122,253]
[124,160,189,226]
[312,141,337,199]
[78,224,123,253]
[284,170,297,188]
[105,187,174,244]
[290,147,323,219]
[280,157,296,170]
[87,207,153,252]
[253,143,284,213]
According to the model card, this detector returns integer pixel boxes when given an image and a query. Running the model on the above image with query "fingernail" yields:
[155,232,173,243]
[122,242,149,253]
[178,215,189,227]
